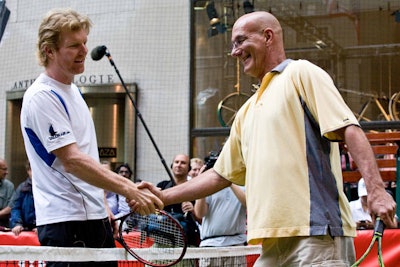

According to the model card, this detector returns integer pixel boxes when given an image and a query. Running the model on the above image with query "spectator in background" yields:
[116,163,133,181]
[195,183,247,267]
[0,158,14,228]
[105,164,132,218]
[349,178,373,230]
[350,178,398,230]
[157,154,200,247]
[188,157,204,179]
[10,161,36,235]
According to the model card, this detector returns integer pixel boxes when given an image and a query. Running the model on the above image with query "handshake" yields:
[124,167,230,216]
[125,181,164,215]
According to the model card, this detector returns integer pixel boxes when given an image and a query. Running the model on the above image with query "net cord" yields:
[0,245,261,262]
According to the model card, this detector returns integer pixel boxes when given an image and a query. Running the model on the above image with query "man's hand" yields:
[12,225,24,236]
[104,191,119,238]
[181,201,194,214]
[108,212,118,239]
[126,182,164,215]
[368,190,397,228]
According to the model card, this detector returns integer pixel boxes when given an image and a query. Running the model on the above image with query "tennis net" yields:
[0,245,260,267]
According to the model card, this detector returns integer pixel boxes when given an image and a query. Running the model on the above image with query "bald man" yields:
[0,158,14,227]
[139,11,396,266]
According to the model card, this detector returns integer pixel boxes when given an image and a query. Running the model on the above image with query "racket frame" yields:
[114,209,187,267]
[351,217,385,267]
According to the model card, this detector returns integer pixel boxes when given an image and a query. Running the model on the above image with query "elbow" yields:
[58,154,82,174]
[61,158,78,174]
[52,143,83,174]
[338,124,363,142]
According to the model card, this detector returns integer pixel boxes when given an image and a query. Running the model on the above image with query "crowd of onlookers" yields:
[0,158,35,235]
[0,153,248,266]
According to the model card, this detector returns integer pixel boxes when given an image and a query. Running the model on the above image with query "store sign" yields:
[98,147,117,158]
[10,74,115,90]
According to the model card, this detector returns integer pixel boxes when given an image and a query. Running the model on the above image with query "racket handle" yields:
[374,217,385,237]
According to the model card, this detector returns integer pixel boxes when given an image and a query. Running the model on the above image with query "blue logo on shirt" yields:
[48,124,70,140]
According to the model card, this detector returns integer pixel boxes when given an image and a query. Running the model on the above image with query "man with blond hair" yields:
[188,157,204,179]
[20,9,162,267]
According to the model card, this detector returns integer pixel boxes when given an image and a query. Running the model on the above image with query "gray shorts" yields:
[254,235,356,267]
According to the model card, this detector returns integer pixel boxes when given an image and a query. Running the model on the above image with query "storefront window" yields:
[191,0,400,158]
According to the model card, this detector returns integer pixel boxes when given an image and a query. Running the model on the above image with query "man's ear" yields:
[44,45,55,59]
[265,30,272,43]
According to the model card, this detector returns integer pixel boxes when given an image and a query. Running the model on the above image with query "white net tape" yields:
[0,245,261,263]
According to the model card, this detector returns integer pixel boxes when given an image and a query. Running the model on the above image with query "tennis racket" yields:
[113,209,187,267]
[351,217,385,267]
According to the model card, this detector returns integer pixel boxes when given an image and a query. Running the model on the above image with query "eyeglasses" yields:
[231,29,267,51]
[118,170,130,174]
[231,36,248,51]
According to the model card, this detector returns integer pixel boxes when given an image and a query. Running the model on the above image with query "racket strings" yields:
[119,212,186,266]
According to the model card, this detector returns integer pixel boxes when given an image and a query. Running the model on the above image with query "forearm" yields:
[53,144,137,198]
[340,125,397,227]
[53,144,162,215]
[0,206,11,217]
[163,169,231,206]
[342,126,386,193]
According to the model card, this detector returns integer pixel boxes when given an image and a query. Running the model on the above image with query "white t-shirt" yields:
[20,73,107,226]
[200,186,247,247]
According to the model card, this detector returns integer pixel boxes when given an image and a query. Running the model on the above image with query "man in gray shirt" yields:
[0,158,15,227]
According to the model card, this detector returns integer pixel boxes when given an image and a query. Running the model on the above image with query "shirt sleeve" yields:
[213,106,247,186]
[25,90,76,153]
[293,60,359,141]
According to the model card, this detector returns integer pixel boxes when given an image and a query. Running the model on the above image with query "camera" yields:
[204,151,219,171]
